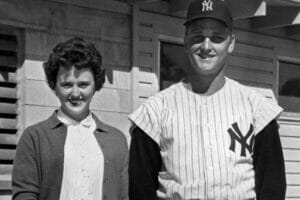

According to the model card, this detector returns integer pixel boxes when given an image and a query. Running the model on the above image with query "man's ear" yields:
[184,36,188,51]
[227,33,235,54]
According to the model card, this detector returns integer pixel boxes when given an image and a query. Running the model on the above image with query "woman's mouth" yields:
[69,99,83,106]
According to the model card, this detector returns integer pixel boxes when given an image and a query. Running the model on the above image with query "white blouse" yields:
[57,110,104,200]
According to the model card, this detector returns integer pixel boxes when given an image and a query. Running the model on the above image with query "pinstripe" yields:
[205,98,216,199]
[229,82,240,200]
[221,83,230,198]
[212,94,223,198]
[186,88,195,198]
[238,87,247,198]
[194,93,206,199]
[179,87,188,197]
[230,82,242,200]
[199,97,208,199]
[224,81,235,200]
[236,88,246,200]
[234,85,246,200]
[147,103,160,139]
[135,107,151,133]
[132,106,144,125]
[233,81,243,200]
[129,78,282,200]
[192,94,201,198]
[166,93,175,180]
[217,90,229,198]
[174,90,181,184]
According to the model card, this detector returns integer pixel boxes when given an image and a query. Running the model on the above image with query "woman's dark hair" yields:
[43,37,105,91]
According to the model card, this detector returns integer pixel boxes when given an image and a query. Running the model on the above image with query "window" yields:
[0,27,23,195]
[160,42,187,90]
[278,60,300,113]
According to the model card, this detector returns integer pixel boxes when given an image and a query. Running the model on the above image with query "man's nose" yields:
[202,37,212,50]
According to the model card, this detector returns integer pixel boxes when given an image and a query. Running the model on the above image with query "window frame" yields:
[277,55,300,120]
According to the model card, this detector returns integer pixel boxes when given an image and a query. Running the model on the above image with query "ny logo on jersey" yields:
[227,123,254,157]
[202,0,213,11]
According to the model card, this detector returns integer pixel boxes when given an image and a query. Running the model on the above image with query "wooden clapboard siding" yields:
[279,119,300,198]
[286,186,300,199]
[132,7,159,109]
[132,8,186,109]
[227,39,277,100]
[0,30,20,195]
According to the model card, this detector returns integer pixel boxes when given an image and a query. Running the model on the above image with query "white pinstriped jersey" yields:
[129,77,283,200]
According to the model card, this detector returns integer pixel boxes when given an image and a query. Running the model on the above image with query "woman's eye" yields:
[79,83,89,88]
[61,83,72,88]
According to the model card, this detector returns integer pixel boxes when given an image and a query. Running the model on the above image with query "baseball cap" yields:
[184,0,233,29]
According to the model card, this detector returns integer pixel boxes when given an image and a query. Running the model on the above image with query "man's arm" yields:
[253,120,286,200]
[129,126,162,200]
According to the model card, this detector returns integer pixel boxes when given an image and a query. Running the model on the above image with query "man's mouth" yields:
[198,53,214,59]
[195,50,215,60]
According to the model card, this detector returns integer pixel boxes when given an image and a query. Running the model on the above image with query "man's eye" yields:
[192,36,205,43]
[210,36,226,43]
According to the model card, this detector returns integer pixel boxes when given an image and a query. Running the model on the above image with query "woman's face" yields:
[55,66,95,121]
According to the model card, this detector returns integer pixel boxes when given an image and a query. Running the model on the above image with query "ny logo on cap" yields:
[202,0,213,11]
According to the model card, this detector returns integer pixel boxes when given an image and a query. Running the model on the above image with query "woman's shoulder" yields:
[93,114,128,145]
[22,112,61,137]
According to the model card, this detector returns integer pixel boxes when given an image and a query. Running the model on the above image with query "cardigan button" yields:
[103,195,107,200]
[104,178,108,183]
[105,160,109,164]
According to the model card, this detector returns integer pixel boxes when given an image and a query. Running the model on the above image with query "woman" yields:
[12,37,128,200]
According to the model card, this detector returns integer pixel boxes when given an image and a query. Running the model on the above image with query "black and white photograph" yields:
[0,0,299,199]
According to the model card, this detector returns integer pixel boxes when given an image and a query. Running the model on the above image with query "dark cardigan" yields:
[12,111,129,200]
[129,120,286,200]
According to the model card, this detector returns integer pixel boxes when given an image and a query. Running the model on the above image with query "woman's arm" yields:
[12,128,40,200]
[120,136,129,200]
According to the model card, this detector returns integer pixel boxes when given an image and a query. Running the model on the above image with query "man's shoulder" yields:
[226,77,265,98]
[226,77,282,110]
[145,82,184,103]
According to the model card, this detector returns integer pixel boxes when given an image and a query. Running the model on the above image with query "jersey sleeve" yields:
[129,96,164,145]
[253,94,283,135]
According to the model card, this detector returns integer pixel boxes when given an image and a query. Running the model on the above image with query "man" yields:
[129,0,286,199]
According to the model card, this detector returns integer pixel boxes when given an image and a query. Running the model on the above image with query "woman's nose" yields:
[70,85,80,97]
